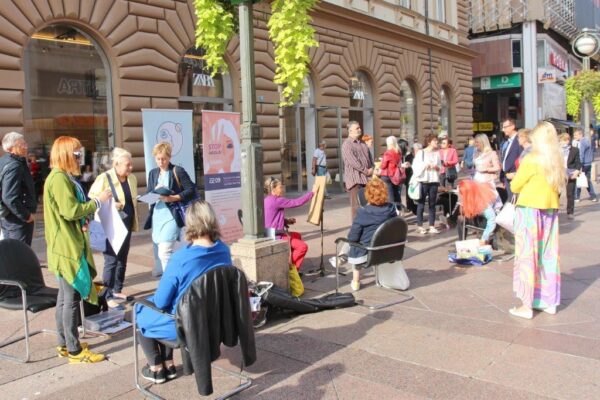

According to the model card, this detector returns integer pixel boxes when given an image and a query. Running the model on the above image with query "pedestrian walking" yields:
[573,129,597,202]
[559,133,581,219]
[0,132,37,245]
[509,122,565,319]
[342,121,373,221]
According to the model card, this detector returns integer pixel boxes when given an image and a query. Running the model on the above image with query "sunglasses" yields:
[73,151,82,160]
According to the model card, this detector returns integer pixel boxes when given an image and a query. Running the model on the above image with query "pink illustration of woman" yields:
[205,118,241,174]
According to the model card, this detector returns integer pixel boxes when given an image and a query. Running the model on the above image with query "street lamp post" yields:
[572,28,600,136]
[238,1,265,239]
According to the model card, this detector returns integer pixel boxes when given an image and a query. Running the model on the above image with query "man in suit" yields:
[500,118,523,199]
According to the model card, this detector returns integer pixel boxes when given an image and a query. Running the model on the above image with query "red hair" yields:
[365,179,388,206]
[458,180,496,218]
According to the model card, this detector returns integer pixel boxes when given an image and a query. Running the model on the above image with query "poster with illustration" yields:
[202,110,243,243]
[141,109,195,183]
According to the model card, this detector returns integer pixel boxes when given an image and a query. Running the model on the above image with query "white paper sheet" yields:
[137,192,161,204]
[96,198,128,254]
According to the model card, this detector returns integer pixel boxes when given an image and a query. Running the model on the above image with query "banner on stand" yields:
[142,109,195,183]
[202,110,243,243]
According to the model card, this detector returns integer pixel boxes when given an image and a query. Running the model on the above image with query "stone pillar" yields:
[231,238,290,289]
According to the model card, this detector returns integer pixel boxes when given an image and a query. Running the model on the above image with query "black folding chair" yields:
[0,239,87,362]
[334,217,413,309]
[132,266,253,400]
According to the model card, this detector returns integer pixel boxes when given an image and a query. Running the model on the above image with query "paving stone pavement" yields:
[2,189,600,399]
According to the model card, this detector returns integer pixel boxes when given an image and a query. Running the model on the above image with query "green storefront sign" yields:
[480,73,521,90]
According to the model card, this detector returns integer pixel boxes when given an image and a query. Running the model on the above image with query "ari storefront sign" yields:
[202,111,243,244]
[480,73,522,90]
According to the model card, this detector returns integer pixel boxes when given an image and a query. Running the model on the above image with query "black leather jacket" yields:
[0,153,37,222]
[175,265,256,396]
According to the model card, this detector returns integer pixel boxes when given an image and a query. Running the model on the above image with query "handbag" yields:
[171,166,199,228]
[408,177,421,200]
[576,172,589,189]
[288,265,304,297]
[390,161,406,186]
[496,198,516,234]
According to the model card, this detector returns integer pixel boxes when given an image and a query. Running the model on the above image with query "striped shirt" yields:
[342,137,373,190]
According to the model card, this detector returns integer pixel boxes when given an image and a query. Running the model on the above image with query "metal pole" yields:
[582,57,591,137]
[239,1,265,239]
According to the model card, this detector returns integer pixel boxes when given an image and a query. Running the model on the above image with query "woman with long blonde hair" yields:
[472,134,501,185]
[509,122,565,319]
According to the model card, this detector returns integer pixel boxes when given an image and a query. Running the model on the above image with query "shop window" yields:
[23,24,113,178]
[512,40,522,69]
[399,80,417,144]
[438,86,451,137]
[178,47,234,191]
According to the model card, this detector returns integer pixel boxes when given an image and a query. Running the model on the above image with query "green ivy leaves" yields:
[268,0,319,105]
[565,71,600,120]
[193,0,235,75]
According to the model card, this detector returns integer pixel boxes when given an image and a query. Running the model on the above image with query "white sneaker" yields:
[428,226,440,234]
[575,199,581,203]
[329,256,347,269]
[417,227,427,234]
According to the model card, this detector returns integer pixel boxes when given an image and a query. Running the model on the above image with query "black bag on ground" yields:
[262,285,355,314]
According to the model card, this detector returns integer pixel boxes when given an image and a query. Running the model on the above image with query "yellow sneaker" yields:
[57,342,89,358]
[68,347,105,364]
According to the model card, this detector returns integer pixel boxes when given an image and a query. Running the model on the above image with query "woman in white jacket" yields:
[411,134,442,234]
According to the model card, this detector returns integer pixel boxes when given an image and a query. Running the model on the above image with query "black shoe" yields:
[141,365,167,384]
[165,365,177,380]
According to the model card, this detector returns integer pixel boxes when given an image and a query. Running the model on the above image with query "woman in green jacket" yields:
[44,136,111,363]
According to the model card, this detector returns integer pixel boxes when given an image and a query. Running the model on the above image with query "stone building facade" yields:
[0,0,473,192]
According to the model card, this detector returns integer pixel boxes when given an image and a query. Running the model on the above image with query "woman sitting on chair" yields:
[264,177,316,271]
[134,201,231,384]
[456,179,501,245]
[339,179,397,291]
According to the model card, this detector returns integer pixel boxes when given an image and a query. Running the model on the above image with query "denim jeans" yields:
[416,182,439,227]
[381,176,401,207]
[102,230,132,297]
[576,165,597,200]
[481,206,497,242]
[55,277,82,353]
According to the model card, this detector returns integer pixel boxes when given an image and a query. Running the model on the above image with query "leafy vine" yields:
[565,70,600,120]
[268,0,319,105]
[193,0,235,75]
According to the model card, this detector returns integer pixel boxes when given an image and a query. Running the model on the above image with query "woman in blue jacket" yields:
[339,179,397,291]
[144,142,197,276]
[135,201,231,384]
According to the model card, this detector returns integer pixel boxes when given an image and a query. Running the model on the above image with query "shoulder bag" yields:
[496,196,516,234]
[171,166,199,228]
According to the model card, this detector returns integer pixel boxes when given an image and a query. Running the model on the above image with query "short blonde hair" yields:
[184,201,221,243]
[111,147,132,167]
[50,136,82,175]
[517,128,532,144]
[559,133,571,142]
[152,142,172,157]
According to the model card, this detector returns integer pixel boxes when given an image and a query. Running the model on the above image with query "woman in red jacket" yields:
[379,136,404,210]
[439,137,459,188]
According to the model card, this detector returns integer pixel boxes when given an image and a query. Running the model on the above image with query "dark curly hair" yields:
[364,179,388,206]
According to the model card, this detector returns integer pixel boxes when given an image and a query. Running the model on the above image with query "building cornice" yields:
[312,1,478,59]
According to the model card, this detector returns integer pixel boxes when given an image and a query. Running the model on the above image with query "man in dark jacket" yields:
[0,132,37,245]
[500,118,523,199]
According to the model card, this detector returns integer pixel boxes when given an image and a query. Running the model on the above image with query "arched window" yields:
[399,80,417,144]
[177,47,234,188]
[349,71,374,139]
[24,24,113,176]
[438,85,451,137]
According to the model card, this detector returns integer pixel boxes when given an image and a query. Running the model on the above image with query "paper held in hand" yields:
[137,192,161,204]
[95,198,128,254]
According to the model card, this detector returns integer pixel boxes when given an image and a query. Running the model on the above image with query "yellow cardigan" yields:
[510,155,559,210]
[88,168,139,232]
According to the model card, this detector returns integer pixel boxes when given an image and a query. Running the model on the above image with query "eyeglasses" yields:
[502,124,513,129]
[73,151,82,160]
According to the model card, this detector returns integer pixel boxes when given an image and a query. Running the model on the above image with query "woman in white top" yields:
[473,134,501,185]
[411,133,442,234]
